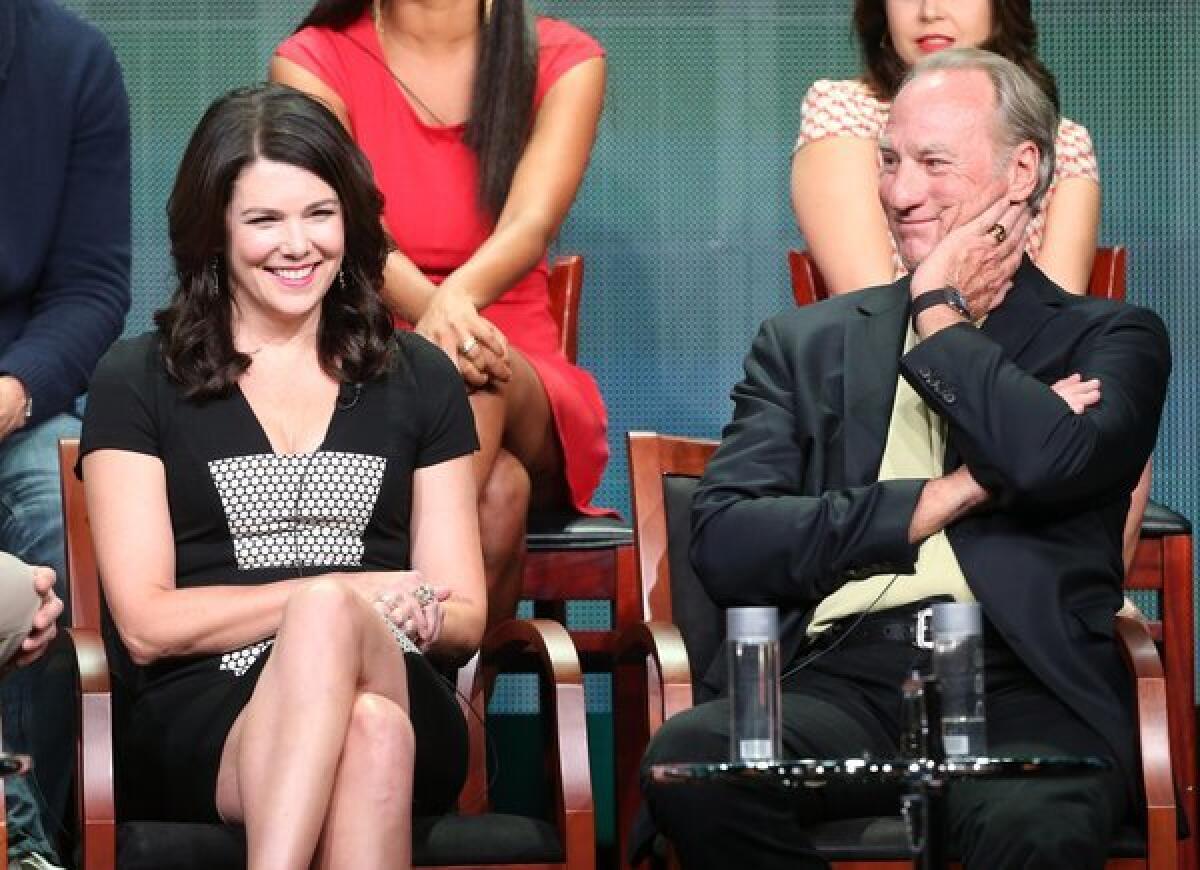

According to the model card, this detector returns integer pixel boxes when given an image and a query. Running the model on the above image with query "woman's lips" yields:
[916,35,955,54]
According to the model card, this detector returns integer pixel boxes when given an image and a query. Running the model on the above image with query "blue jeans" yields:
[0,413,80,864]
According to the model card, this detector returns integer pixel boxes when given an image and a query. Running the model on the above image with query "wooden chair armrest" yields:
[480,618,595,870]
[1115,614,1177,869]
[63,626,117,870]
[614,620,694,731]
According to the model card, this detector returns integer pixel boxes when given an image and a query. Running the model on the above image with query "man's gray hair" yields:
[902,48,1059,211]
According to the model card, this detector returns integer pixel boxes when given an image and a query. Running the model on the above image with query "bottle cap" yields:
[726,606,778,642]
[931,601,982,636]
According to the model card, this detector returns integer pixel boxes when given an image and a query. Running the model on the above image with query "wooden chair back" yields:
[547,254,584,364]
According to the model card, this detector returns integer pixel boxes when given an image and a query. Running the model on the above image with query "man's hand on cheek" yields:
[914,196,1031,318]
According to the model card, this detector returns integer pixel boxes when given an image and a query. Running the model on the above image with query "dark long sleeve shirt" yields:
[0,0,130,425]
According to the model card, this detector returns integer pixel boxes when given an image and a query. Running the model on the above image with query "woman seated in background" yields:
[80,83,485,868]
[793,0,1150,575]
[792,0,1099,296]
[272,0,610,631]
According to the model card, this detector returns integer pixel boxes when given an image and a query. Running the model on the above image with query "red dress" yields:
[277,15,609,513]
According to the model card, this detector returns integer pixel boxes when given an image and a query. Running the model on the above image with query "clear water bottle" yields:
[931,602,987,758]
[727,606,782,762]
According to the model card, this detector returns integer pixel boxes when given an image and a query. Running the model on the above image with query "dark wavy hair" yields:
[853,0,1060,110]
[297,0,537,217]
[156,83,394,400]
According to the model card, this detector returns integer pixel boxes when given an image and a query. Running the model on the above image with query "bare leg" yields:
[469,349,566,631]
[314,693,415,869]
[214,579,410,870]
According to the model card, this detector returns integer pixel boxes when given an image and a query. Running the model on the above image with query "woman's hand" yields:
[375,584,451,652]
[1050,373,1102,415]
[336,571,450,653]
[415,286,510,388]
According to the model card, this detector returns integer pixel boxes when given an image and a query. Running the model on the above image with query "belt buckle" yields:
[914,607,934,650]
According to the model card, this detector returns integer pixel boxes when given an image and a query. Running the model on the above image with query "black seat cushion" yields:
[525,510,631,551]
[115,813,563,869]
[1139,500,1191,538]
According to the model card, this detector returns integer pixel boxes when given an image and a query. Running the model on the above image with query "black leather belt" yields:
[815,598,955,650]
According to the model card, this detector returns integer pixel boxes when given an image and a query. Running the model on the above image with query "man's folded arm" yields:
[691,317,923,608]
[902,309,1171,506]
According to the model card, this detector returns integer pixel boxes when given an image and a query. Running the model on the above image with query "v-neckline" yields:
[233,383,339,458]
[352,12,468,134]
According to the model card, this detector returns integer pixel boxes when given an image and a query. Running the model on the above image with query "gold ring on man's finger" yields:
[987,222,1007,244]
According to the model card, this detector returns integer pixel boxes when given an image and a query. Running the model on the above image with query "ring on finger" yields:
[987,222,1007,244]
[413,583,436,607]
[459,336,478,356]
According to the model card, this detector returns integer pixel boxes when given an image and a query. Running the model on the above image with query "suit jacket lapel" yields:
[979,256,1063,361]
[843,283,909,486]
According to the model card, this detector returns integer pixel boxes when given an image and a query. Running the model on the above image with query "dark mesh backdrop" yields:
[59,1,1199,697]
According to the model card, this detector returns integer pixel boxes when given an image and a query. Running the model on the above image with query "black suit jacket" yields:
[691,258,1171,788]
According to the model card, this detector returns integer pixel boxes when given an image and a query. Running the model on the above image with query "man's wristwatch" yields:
[911,285,971,324]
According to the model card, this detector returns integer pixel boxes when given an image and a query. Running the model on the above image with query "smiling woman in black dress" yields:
[80,83,485,869]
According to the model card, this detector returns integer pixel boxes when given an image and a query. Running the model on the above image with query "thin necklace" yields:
[372,1,451,128]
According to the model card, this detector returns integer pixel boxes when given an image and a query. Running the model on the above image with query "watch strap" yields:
[911,286,969,323]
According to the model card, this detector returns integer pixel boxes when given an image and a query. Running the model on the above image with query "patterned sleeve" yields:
[794,79,887,152]
[401,335,480,469]
[274,26,352,99]
[79,334,162,464]
[534,17,605,106]
[1054,118,1099,182]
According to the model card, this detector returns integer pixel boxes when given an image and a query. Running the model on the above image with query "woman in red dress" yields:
[273,0,608,628]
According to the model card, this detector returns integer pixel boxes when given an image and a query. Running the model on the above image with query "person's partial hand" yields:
[1050,373,1102,415]
[416,287,510,388]
[373,582,451,653]
[0,376,29,441]
[13,566,62,669]
[911,195,1031,319]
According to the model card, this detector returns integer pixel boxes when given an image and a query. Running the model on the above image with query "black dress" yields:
[80,331,479,823]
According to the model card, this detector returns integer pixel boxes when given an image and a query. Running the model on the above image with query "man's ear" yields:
[1006,140,1040,202]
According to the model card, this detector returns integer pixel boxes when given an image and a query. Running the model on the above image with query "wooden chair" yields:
[526,255,636,667]
[787,244,1196,867]
[57,438,595,870]
[617,430,1183,869]
[787,245,1128,307]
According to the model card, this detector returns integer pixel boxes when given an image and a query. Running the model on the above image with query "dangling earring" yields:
[337,268,347,291]
[484,0,494,25]
[207,256,221,295]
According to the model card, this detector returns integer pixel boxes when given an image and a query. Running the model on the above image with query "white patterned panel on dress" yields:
[209,451,388,571]
[220,638,274,677]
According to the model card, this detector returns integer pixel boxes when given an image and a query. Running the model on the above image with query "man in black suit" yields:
[640,48,1170,869]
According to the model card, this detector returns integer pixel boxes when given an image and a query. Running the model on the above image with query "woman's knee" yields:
[345,693,415,797]
[278,578,363,654]
[478,451,531,536]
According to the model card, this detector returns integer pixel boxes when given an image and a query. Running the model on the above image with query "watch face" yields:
[945,287,970,316]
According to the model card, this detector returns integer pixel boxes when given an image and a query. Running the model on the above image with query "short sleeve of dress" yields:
[79,333,162,464]
[397,334,480,469]
[1054,117,1099,182]
[534,17,604,106]
[794,79,888,152]
[275,26,352,99]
